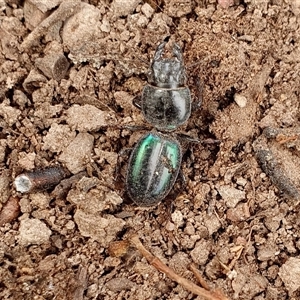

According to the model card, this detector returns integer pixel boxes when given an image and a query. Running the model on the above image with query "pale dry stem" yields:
[129,235,230,300]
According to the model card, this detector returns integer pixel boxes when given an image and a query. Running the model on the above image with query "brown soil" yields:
[1,0,300,299]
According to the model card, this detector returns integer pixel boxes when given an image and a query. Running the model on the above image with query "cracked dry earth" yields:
[1,0,300,299]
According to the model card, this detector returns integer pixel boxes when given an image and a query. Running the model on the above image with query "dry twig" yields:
[129,235,230,300]
[21,0,82,50]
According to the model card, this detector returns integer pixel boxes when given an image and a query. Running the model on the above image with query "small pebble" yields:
[279,257,300,295]
[66,104,114,132]
[234,93,248,108]
[35,53,70,80]
[217,185,245,208]
[190,240,211,265]
[19,218,52,246]
[141,3,154,18]
[112,0,141,17]
[218,0,234,9]
[58,133,94,174]
[171,210,184,227]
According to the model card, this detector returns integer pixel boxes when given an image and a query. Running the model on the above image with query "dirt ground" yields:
[1,0,300,299]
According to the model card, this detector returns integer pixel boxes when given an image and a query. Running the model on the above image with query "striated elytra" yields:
[126,132,182,206]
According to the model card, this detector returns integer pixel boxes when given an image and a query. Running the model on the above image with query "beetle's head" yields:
[148,42,186,88]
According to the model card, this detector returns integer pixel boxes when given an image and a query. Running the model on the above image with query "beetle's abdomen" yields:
[142,85,191,131]
[126,132,182,206]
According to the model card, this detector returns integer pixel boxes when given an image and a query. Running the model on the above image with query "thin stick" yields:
[129,235,230,300]
[189,263,211,290]
[21,0,82,50]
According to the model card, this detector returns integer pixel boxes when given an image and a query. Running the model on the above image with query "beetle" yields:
[125,41,197,206]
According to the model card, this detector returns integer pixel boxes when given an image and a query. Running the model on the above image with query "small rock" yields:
[0,26,19,60]
[168,252,191,275]
[66,104,114,132]
[171,210,184,227]
[13,90,30,108]
[165,221,175,231]
[112,0,141,17]
[59,133,94,174]
[165,0,192,17]
[226,203,250,222]
[190,240,211,265]
[43,123,76,153]
[18,218,52,245]
[114,91,135,114]
[279,257,300,295]
[27,0,62,13]
[232,266,268,298]
[0,100,21,126]
[236,177,247,187]
[184,222,195,235]
[0,139,6,163]
[1,15,26,36]
[141,3,154,18]
[18,152,36,170]
[100,16,110,33]
[218,0,234,9]
[22,69,47,93]
[257,244,278,261]
[234,93,248,108]
[19,197,32,213]
[23,0,50,30]
[94,149,118,167]
[67,182,123,214]
[29,193,50,209]
[217,185,245,208]
[62,3,101,56]
[203,214,221,235]
[35,53,70,80]
[74,211,125,247]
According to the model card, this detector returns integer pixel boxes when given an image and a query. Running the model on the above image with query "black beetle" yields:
[125,41,197,206]
[141,41,191,132]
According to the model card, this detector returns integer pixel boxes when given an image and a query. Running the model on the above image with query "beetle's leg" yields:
[115,148,132,181]
[192,77,203,112]
[153,41,167,61]
[177,133,220,145]
[132,95,142,110]
[173,43,183,62]
[123,124,150,131]
[177,169,187,186]
[177,133,201,144]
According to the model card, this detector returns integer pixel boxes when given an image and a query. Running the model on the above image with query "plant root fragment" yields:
[129,235,230,300]
[21,0,82,50]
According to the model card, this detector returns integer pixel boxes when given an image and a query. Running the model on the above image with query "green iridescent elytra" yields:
[126,132,182,206]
